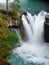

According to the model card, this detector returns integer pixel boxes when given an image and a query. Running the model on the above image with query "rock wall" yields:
[44,15,49,42]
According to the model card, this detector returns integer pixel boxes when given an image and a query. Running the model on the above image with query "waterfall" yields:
[21,11,47,43]
[26,12,35,33]
[33,11,47,43]
[21,15,33,43]
[12,11,49,65]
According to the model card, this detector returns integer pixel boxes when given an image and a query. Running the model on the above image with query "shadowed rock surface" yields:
[44,15,49,42]
[9,25,19,29]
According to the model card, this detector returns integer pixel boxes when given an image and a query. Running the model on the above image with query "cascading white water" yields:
[13,11,49,65]
[33,11,47,43]
[26,12,35,33]
[21,15,33,43]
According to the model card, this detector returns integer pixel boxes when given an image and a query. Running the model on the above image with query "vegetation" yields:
[0,0,20,24]
[0,16,19,58]
[0,13,19,65]
[0,0,20,64]
[9,0,20,24]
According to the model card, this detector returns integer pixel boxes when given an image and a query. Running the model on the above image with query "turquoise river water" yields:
[20,0,49,14]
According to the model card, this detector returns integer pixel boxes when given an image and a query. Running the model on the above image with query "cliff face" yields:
[44,15,49,42]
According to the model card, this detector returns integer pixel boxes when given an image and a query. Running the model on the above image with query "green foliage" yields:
[0,3,2,6]
[0,2,20,64]
[0,16,19,58]
[10,0,20,21]
[0,42,12,58]
[6,29,19,43]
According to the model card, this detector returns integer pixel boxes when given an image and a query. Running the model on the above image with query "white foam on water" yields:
[13,43,49,65]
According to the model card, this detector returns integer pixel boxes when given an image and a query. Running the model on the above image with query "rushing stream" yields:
[8,11,49,65]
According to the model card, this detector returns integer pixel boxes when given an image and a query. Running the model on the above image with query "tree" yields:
[10,0,20,21]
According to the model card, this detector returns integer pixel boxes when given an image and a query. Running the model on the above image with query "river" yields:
[20,0,49,14]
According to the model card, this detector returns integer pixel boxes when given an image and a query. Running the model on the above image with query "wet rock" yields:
[44,15,49,42]
[45,15,49,22]
[20,12,27,18]
[22,12,27,15]
[9,25,19,29]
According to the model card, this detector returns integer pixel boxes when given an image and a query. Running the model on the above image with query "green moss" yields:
[6,29,19,43]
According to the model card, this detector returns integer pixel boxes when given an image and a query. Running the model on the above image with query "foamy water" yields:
[13,43,49,65]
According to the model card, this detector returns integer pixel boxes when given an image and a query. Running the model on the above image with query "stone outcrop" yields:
[44,15,49,42]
